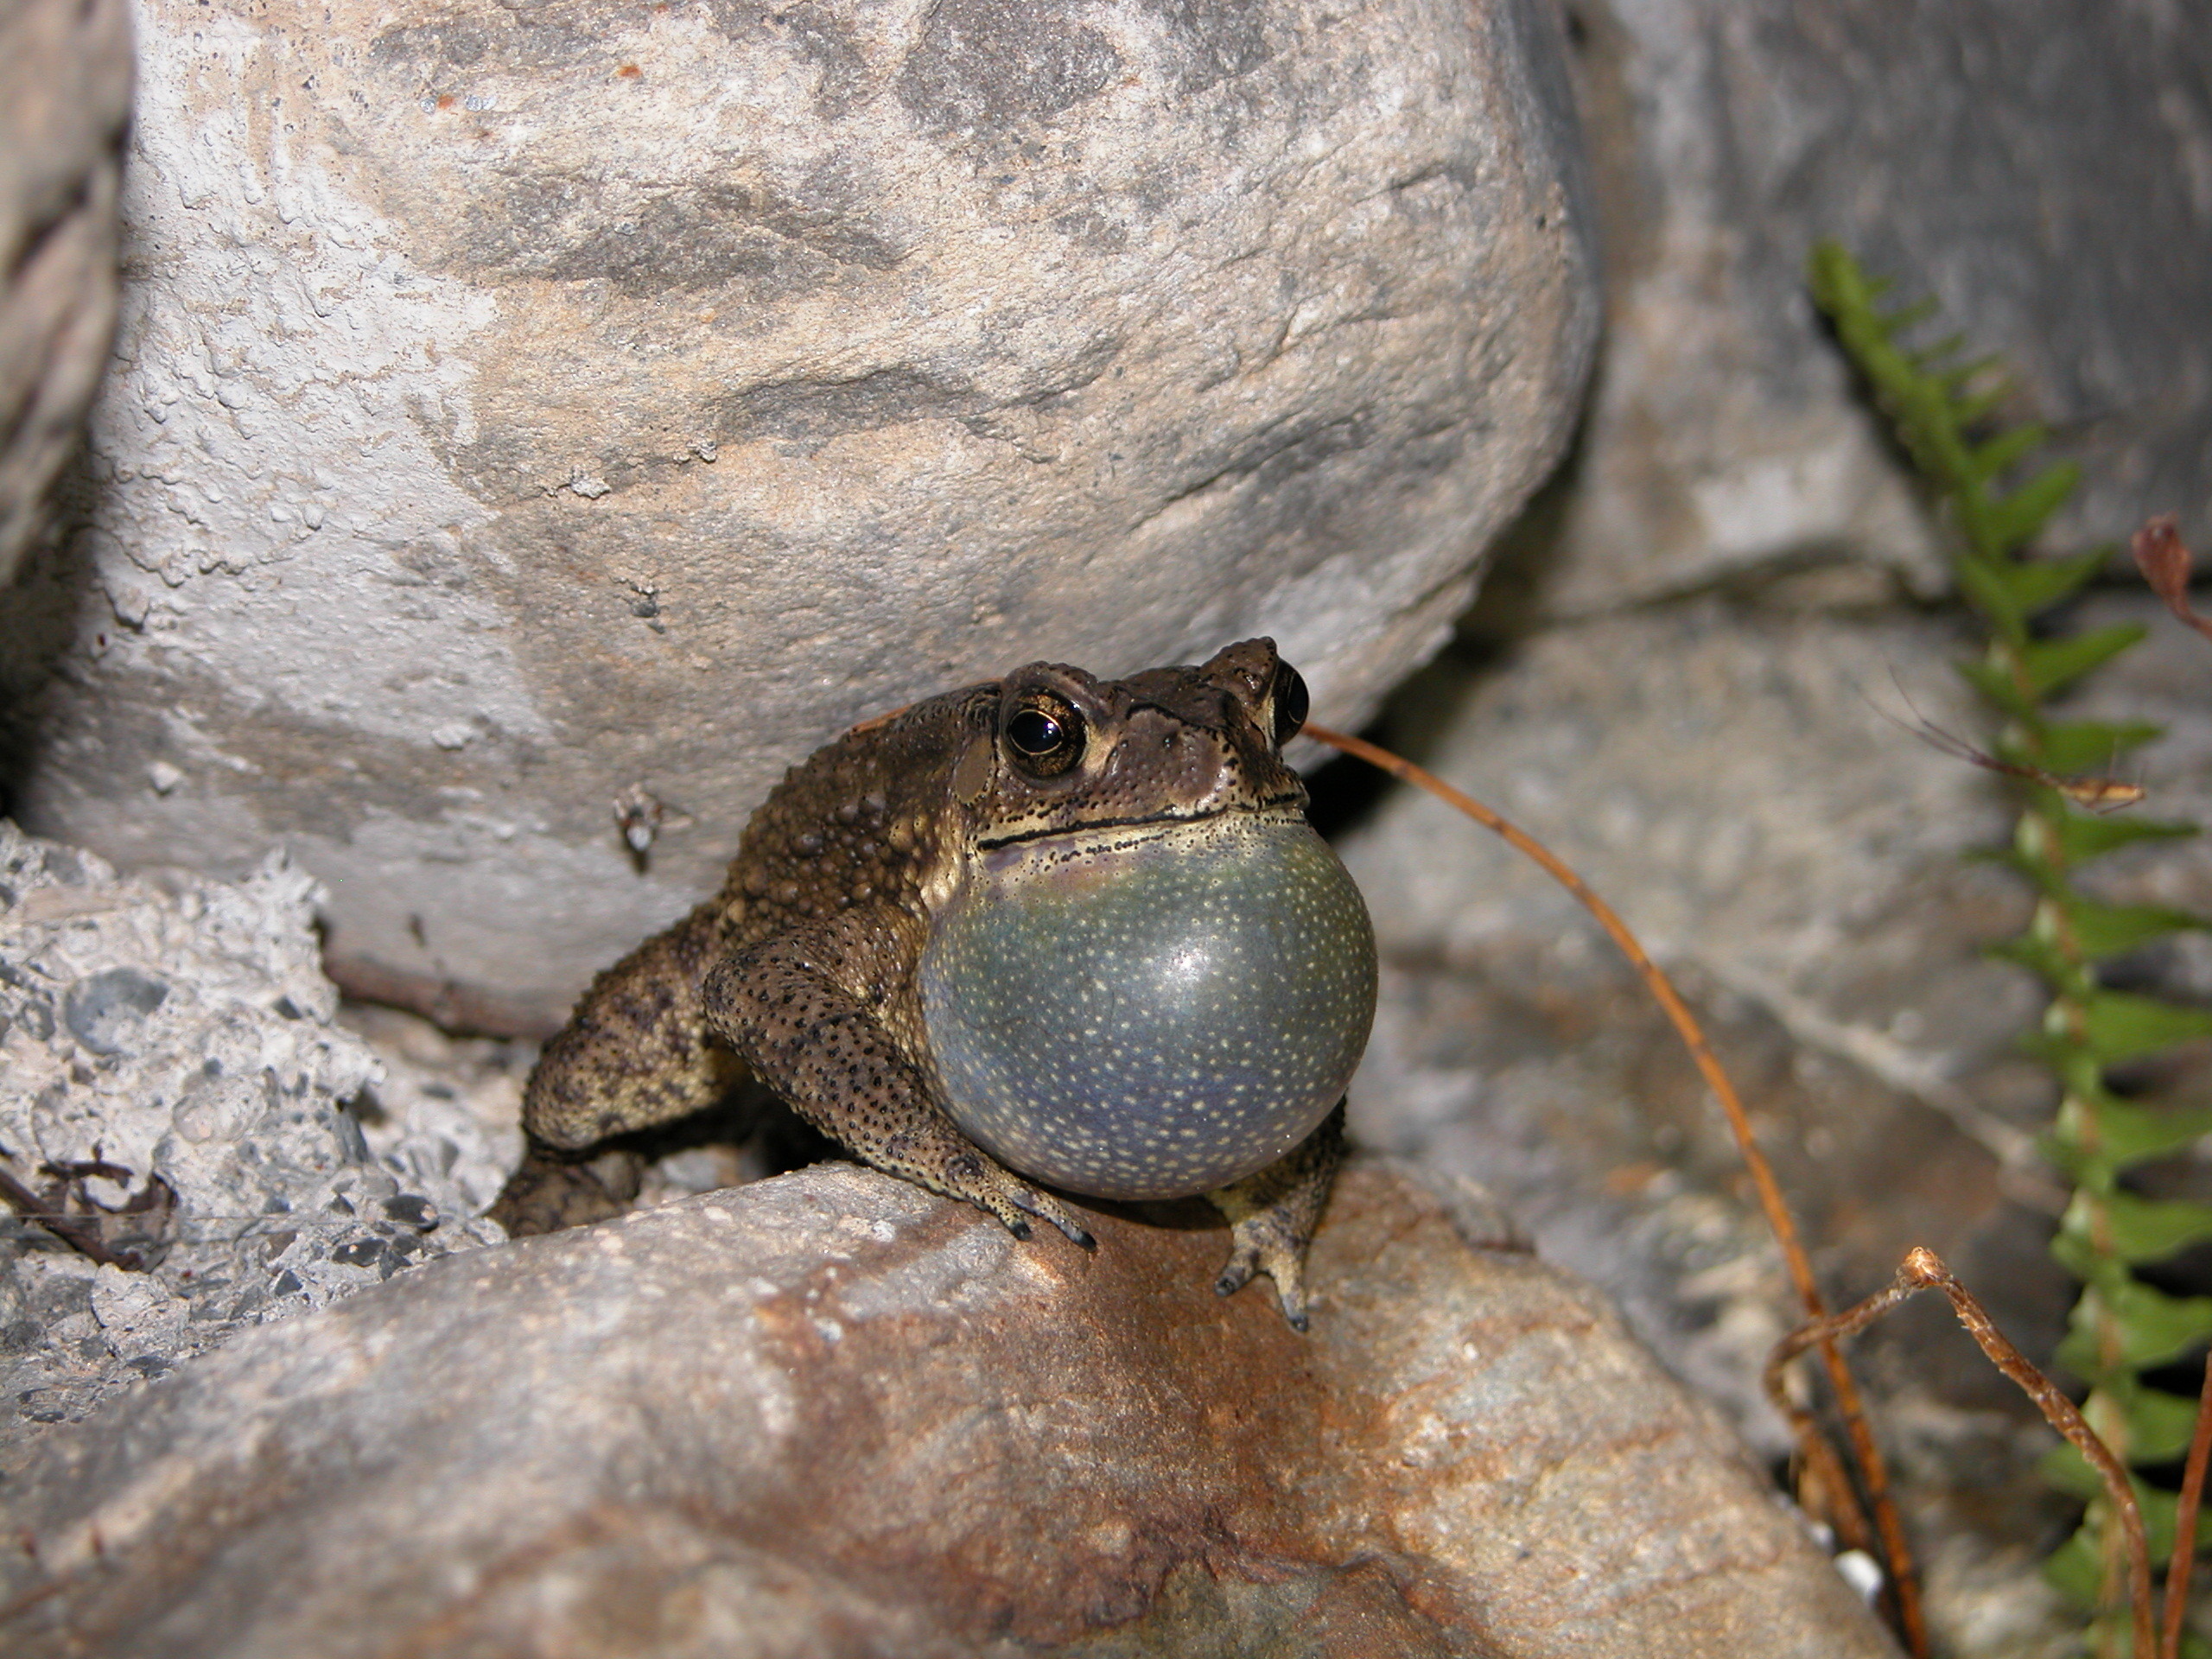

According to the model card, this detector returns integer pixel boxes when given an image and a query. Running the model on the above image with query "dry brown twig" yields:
[1769,1247,2158,1659]
[2133,515,2212,644]
[1306,723,1927,1656]
[0,1154,174,1272]
[2166,1361,2212,1659]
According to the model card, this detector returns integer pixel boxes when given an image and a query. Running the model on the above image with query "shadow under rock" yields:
[0,447,106,822]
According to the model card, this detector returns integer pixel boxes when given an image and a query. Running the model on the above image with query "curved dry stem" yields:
[2164,1359,2212,1659]
[1772,1247,2154,1659]
[1306,723,1926,1656]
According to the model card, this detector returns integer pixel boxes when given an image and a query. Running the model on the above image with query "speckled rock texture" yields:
[0,0,132,585]
[0,0,1599,1034]
[0,823,508,1450]
[1539,0,2212,614]
[0,1160,1897,1659]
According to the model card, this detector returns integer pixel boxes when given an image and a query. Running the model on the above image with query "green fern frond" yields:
[1811,240,2212,1650]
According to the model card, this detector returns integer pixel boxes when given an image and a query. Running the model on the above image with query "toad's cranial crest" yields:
[489,639,1376,1328]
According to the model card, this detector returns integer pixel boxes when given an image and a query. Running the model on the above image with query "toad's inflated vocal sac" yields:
[491,639,1377,1326]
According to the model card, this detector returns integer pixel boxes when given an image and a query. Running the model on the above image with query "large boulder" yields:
[0,1161,1897,1658]
[0,0,131,585]
[0,0,1599,1033]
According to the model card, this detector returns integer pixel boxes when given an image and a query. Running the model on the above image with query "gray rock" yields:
[60,967,171,1057]
[1335,600,2068,1441]
[1332,588,2212,1653]
[0,0,131,587]
[0,823,505,1447]
[0,0,1599,1034]
[1336,587,2212,1297]
[0,1161,1897,1658]
[1541,0,2212,613]
[1343,601,2020,1018]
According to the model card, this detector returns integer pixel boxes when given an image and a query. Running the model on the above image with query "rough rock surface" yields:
[1338,590,2212,1405]
[1334,601,2024,1431]
[0,0,1599,1033]
[0,0,132,584]
[1332,587,2212,1654]
[0,823,506,1448]
[0,1161,1897,1658]
[1542,0,2212,613]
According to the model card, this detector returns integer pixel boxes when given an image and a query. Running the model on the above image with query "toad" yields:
[490,639,1376,1325]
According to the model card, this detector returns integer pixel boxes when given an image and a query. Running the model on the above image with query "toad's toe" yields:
[1215,1217,1310,1329]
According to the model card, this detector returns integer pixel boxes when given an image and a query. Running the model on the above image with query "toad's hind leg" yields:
[491,903,744,1236]
[1206,1102,1347,1332]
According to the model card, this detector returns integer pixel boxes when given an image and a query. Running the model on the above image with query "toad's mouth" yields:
[972,793,1307,854]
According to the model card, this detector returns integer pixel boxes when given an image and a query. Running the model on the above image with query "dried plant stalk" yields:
[0,1160,166,1272]
[2164,1361,2212,1659]
[1771,1247,2155,1659]
[1306,722,1925,1655]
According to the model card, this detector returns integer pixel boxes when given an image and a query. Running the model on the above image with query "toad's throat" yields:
[921,812,1377,1202]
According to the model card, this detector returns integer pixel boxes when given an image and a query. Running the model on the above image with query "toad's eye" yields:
[1270,662,1309,747]
[1005,696,1084,777]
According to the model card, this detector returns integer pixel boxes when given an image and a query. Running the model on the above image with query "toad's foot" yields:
[488,1141,645,1238]
[1205,1102,1346,1331]
[1212,1210,1315,1330]
[912,1140,1096,1249]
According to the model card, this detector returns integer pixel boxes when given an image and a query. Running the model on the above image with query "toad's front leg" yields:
[1205,1102,1346,1331]
[701,931,1095,1249]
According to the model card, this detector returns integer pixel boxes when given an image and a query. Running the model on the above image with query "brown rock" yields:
[0,1161,1895,1657]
